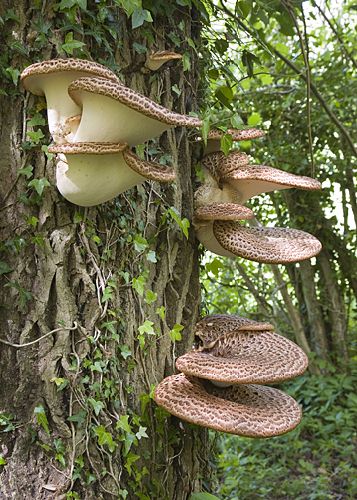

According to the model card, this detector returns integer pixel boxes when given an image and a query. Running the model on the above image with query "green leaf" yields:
[94,425,116,452]
[27,113,46,127]
[18,165,33,179]
[61,32,85,55]
[189,494,220,500]
[167,207,190,239]
[135,426,148,440]
[0,456,7,465]
[220,134,233,155]
[120,344,132,360]
[34,405,50,434]
[132,274,147,296]
[124,452,140,475]
[88,398,104,416]
[58,0,87,10]
[144,290,157,304]
[205,258,224,277]
[116,415,132,433]
[28,178,50,196]
[133,234,148,252]
[215,85,234,107]
[182,53,191,72]
[5,67,20,85]
[169,323,184,342]
[138,320,155,336]
[131,8,152,29]
[0,261,12,275]
[247,112,262,126]
[156,306,166,320]
[27,129,45,144]
[146,250,157,263]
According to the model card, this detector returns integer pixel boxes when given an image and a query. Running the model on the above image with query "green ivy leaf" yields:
[28,178,50,196]
[120,345,132,360]
[135,426,148,440]
[146,250,157,263]
[94,425,116,452]
[133,234,148,252]
[27,129,45,144]
[88,398,104,416]
[116,415,132,433]
[189,493,220,500]
[0,261,12,275]
[34,405,50,434]
[247,112,262,126]
[156,306,166,320]
[169,323,184,342]
[144,290,157,304]
[132,274,147,296]
[131,8,152,29]
[18,165,33,179]
[138,320,155,335]
[220,133,233,155]
[61,32,85,55]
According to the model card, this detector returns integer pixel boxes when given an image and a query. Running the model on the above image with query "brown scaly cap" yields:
[176,330,308,385]
[222,163,322,191]
[213,222,322,264]
[194,203,254,221]
[122,149,176,183]
[207,128,265,141]
[154,374,302,437]
[202,151,250,182]
[195,314,274,346]
[48,142,128,154]
[68,77,202,128]
[21,59,120,93]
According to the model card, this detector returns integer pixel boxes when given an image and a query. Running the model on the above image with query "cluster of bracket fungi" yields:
[21,58,322,437]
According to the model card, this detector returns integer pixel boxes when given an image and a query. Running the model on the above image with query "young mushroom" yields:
[176,329,308,385]
[145,51,182,71]
[49,143,175,206]
[20,59,120,143]
[212,221,322,264]
[154,373,302,437]
[202,151,321,204]
[67,77,202,145]
[195,314,274,347]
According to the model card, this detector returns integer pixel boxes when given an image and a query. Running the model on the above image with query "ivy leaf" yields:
[58,0,87,9]
[144,290,157,304]
[88,398,104,416]
[169,323,184,342]
[116,415,132,433]
[156,306,166,320]
[28,178,50,196]
[135,426,148,440]
[34,405,50,434]
[146,250,157,263]
[124,452,140,475]
[167,207,190,239]
[0,261,12,275]
[132,274,147,296]
[94,425,116,452]
[205,258,224,277]
[138,320,155,336]
[220,133,233,155]
[120,344,132,360]
[131,8,152,29]
[189,494,220,500]
[27,129,45,144]
[18,165,33,179]
[247,112,262,126]
[133,234,148,252]
[0,456,7,465]
[5,67,20,85]
[61,32,85,55]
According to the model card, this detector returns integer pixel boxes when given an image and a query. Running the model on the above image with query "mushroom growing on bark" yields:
[202,151,321,204]
[20,59,120,143]
[176,329,308,385]
[145,51,182,71]
[67,77,202,145]
[49,143,175,206]
[154,373,302,437]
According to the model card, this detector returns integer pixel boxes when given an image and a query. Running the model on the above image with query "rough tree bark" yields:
[0,1,207,498]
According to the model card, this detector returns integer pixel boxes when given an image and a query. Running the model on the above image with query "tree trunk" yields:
[0,2,207,498]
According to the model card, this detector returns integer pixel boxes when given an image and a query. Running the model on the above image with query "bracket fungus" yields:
[195,314,274,347]
[145,51,182,71]
[49,143,175,206]
[202,151,321,204]
[176,329,308,385]
[154,373,302,437]
[20,59,119,143]
[67,77,202,145]
[212,221,322,264]
[194,203,255,257]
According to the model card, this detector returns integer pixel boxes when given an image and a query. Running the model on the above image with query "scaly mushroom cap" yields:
[49,142,175,206]
[68,77,202,145]
[202,151,250,183]
[194,203,255,256]
[195,314,274,346]
[145,51,182,71]
[213,222,322,263]
[194,203,254,221]
[20,59,119,141]
[154,374,302,437]
[176,330,308,384]
[207,128,265,141]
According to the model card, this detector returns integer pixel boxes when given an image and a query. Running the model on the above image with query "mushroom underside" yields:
[154,374,302,437]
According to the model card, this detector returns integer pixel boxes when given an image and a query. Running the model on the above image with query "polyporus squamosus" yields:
[20,59,120,143]
[154,373,302,437]
[49,143,176,207]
